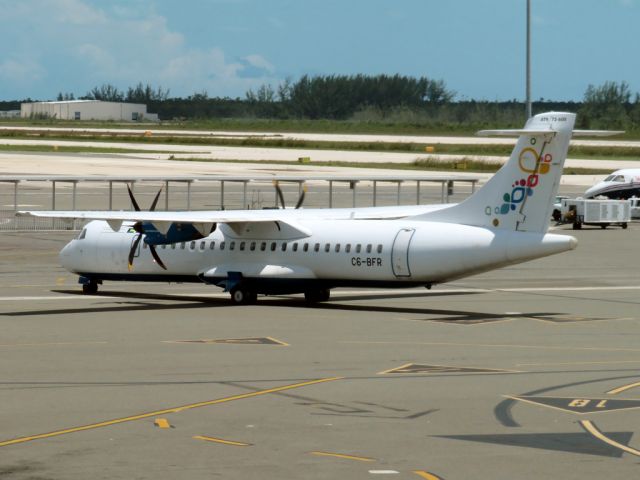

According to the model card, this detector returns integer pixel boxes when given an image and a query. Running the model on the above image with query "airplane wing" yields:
[17,204,451,236]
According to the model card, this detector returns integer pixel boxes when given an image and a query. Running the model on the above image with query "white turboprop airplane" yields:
[584,168,640,199]
[21,112,580,304]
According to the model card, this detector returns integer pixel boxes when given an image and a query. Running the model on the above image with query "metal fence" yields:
[1,174,480,231]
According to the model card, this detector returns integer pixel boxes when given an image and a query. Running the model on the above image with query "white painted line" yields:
[369,470,399,474]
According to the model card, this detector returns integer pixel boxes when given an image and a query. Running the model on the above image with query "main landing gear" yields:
[229,286,257,305]
[304,289,331,304]
[80,277,100,295]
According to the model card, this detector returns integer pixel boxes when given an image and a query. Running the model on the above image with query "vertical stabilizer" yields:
[417,112,575,233]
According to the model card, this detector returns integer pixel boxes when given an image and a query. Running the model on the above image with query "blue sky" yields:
[0,0,638,102]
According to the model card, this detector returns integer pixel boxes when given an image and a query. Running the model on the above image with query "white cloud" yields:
[0,0,278,99]
[243,54,276,74]
[0,58,46,84]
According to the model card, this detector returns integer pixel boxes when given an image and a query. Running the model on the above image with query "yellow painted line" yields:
[378,363,414,375]
[309,451,375,462]
[607,382,640,395]
[0,376,342,448]
[580,420,640,457]
[266,336,289,346]
[414,471,443,480]
[154,418,171,429]
[193,435,251,446]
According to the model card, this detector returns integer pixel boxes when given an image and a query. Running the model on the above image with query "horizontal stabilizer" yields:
[572,130,625,137]
[477,129,557,137]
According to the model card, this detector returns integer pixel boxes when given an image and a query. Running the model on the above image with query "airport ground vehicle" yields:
[560,198,630,230]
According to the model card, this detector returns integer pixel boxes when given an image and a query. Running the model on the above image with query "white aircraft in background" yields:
[584,168,640,199]
[21,112,581,305]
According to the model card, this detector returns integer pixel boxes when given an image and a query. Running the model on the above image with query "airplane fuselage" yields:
[61,218,576,295]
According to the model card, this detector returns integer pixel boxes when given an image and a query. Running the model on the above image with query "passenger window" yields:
[377,244,383,254]
[271,242,277,251]
[171,243,176,250]
[335,244,340,253]
[190,241,196,250]
[210,241,215,250]
[325,243,330,252]
[293,243,298,252]
[314,243,320,252]
[303,243,309,252]
[240,241,245,251]
[366,244,372,254]
[260,242,267,251]
[220,241,225,251]
[281,243,287,252]
[200,241,206,250]
[345,244,351,253]
[180,242,186,250]
[161,244,166,249]
[250,242,256,251]
[356,244,361,253]
[229,241,235,251]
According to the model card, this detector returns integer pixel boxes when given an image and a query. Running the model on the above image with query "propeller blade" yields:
[127,184,141,212]
[128,234,142,271]
[273,180,286,208]
[295,184,307,209]
[149,244,167,270]
[149,187,163,211]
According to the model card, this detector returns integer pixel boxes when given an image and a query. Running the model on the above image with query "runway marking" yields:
[505,395,640,415]
[0,341,107,348]
[379,363,518,375]
[341,340,640,353]
[369,470,399,474]
[193,435,251,446]
[607,382,640,395]
[166,337,289,346]
[413,471,444,480]
[154,418,171,429]
[309,451,375,462]
[580,420,640,457]
[0,377,342,448]
[3,284,640,303]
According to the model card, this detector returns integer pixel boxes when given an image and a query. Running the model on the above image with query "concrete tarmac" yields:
[1,221,639,479]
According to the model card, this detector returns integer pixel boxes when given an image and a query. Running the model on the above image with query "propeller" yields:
[273,181,307,209]
[127,185,167,271]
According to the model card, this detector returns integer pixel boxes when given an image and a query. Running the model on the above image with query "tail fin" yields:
[417,112,576,233]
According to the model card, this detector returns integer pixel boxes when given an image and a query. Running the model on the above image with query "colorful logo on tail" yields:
[485,138,553,217]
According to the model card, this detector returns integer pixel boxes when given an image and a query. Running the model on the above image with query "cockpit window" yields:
[604,175,615,181]
[612,175,626,182]
[77,228,87,240]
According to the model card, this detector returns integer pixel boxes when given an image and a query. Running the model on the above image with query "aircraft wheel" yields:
[82,281,98,295]
[230,287,256,305]
[622,223,628,229]
[601,224,607,229]
[304,289,330,304]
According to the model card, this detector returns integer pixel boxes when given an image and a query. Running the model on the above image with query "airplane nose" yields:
[58,241,74,271]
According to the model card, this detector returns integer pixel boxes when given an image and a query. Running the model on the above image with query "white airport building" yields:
[21,100,158,122]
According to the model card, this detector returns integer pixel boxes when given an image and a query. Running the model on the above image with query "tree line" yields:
[2,76,639,130]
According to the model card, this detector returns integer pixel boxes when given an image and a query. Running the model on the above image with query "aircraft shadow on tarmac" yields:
[1,289,560,325]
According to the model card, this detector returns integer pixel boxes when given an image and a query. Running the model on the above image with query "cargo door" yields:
[391,228,415,277]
